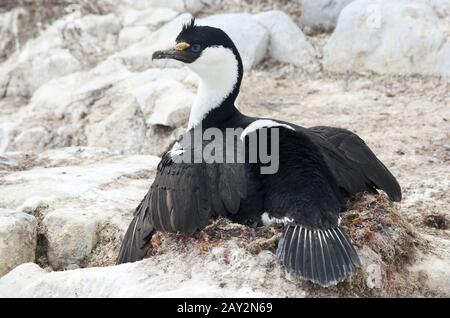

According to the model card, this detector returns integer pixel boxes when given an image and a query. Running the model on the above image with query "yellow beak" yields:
[174,42,191,51]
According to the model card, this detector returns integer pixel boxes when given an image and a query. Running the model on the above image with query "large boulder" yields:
[253,10,316,70]
[44,209,98,270]
[118,8,180,49]
[115,13,192,71]
[6,59,194,155]
[116,0,208,13]
[0,8,26,62]
[435,41,450,77]
[323,0,449,77]
[300,0,356,32]
[0,148,160,270]
[198,13,269,70]
[0,12,121,99]
[0,209,37,277]
[84,95,149,154]
[139,79,195,127]
[121,7,179,29]
[10,127,53,153]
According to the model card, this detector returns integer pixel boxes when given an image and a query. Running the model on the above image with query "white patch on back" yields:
[240,120,295,141]
[168,142,184,158]
[187,46,239,129]
[261,212,294,226]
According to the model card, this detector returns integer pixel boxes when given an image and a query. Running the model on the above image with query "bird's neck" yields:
[187,48,243,130]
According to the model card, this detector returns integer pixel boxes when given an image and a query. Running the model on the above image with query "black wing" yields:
[255,126,361,286]
[117,146,247,264]
[307,126,402,202]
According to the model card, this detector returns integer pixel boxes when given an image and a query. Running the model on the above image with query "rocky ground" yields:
[0,0,449,297]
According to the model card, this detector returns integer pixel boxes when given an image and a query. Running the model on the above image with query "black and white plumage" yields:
[117,19,401,286]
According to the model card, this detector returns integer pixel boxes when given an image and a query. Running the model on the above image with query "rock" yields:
[253,10,316,70]
[43,208,98,270]
[323,0,448,77]
[18,197,51,214]
[0,8,26,62]
[0,209,37,277]
[0,239,305,297]
[117,0,206,13]
[118,7,181,49]
[0,263,47,295]
[84,96,148,154]
[118,26,149,50]
[435,41,450,77]
[9,59,133,153]
[0,148,160,269]
[116,13,192,71]
[409,234,450,297]
[7,56,194,155]
[9,127,54,153]
[427,0,450,21]
[365,263,383,289]
[0,148,159,209]
[198,13,269,70]
[142,79,195,127]
[0,122,15,154]
[300,0,356,31]
[0,12,121,98]
[121,7,179,29]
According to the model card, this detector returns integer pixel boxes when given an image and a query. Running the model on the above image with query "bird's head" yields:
[153,18,244,129]
[152,18,243,80]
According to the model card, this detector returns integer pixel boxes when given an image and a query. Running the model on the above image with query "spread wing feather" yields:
[117,149,247,264]
[308,126,401,201]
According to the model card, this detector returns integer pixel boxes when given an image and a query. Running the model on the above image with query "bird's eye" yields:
[191,44,201,53]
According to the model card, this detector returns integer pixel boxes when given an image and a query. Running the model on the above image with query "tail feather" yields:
[277,225,362,286]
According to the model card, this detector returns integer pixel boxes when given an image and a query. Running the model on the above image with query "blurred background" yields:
[0,0,449,297]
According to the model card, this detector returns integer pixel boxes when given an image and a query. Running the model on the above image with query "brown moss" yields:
[342,193,421,269]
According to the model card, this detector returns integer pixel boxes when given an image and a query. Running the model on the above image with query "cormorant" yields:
[117,19,401,286]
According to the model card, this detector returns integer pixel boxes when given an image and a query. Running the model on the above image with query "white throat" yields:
[187,46,239,129]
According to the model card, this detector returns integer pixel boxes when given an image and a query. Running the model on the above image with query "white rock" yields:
[118,26,149,49]
[84,97,148,154]
[0,209,37,277]
[9,58,192,154]
[0,240,305,297]
[117,0,205,13]
[10,126,53,153]
[0,148,161,269]
[426,0,450,20]
[198,13,269,70]
[9,59,134,153]
[410,255,450,296]
[0,150,160,209]
[18,196,52,214]
[0,122,15,155]
[116,13,192,71]
[435,41,450,77]
[300,0,356,31]
[323,0,447,77]
[365,263,383,289]
[253,10,316,70]
[0,12,121,98]
[122,7,179,28]
[141,80,195,127]
[0,263,46,295]
[43,209,98,270]
[0,8,27,62]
